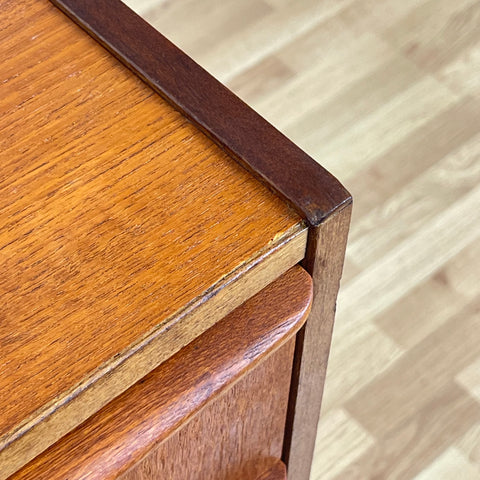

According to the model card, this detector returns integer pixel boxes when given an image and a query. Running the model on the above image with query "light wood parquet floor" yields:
[125,0,480,478]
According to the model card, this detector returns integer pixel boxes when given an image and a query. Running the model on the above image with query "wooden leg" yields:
[283,204,352,480]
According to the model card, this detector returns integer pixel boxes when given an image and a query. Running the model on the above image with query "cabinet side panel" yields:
[284,204,352,480]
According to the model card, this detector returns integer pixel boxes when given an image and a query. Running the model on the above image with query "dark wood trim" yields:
[49,0,351,227]
[284,205,352,479]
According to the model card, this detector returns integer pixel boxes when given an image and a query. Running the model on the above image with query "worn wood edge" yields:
[0,225,307,480]
[255,460,287,480]
[48,0,351,226]
[283,204,353,480]
[12,267,312,480]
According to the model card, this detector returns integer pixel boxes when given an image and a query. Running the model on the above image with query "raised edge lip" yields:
[49,0,352,227]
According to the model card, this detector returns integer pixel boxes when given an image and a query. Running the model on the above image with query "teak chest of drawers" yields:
[0,1,352,479]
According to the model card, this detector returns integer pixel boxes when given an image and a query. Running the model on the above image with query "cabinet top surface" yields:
[0,0,303,451]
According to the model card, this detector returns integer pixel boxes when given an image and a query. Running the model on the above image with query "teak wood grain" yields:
[12,266,312,480]
[0,0,307,477]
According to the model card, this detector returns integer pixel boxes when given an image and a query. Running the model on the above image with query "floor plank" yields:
[412,448,480,480]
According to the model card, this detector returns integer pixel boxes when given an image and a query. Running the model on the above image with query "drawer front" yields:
[11,267,311,480]
[121,338,295,480]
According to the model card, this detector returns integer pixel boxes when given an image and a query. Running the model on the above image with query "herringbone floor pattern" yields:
[125,0,480,477]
